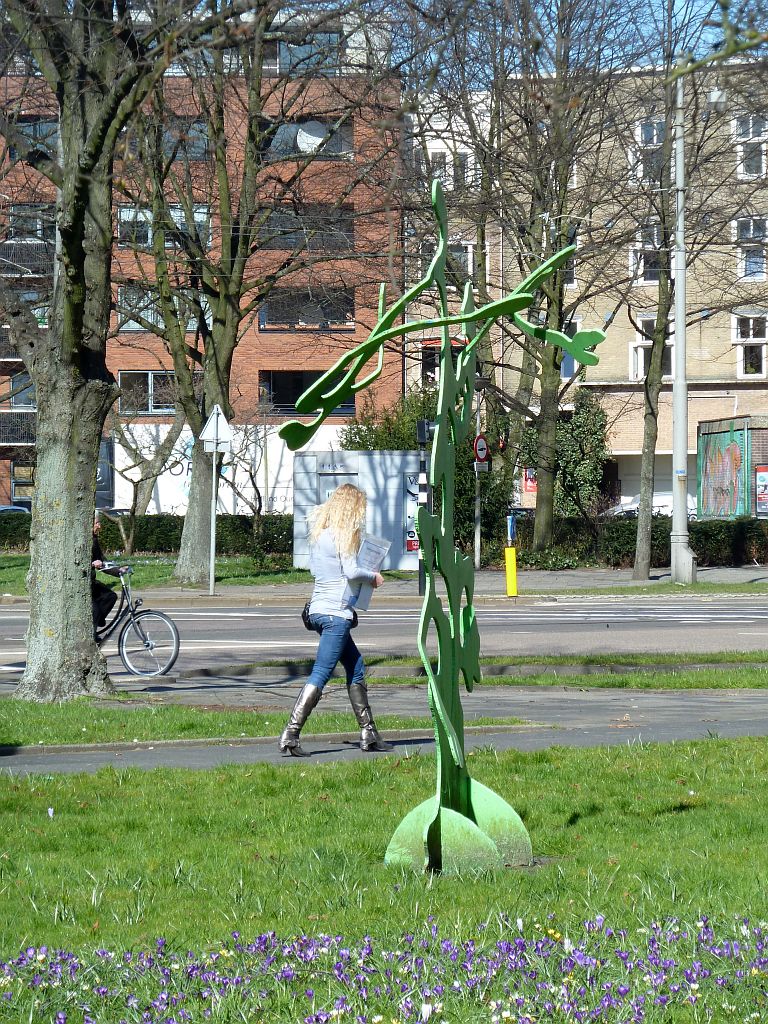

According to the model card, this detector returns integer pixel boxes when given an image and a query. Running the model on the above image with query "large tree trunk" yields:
[16,379,114,701]
[532,352,560,550]
[174,441,215,583]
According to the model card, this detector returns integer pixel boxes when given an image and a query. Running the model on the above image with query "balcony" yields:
[0,240,55,278]
[0,410,36,445]
[0,326,22,362]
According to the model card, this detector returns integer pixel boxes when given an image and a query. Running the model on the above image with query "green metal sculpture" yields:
[279,181,605,873]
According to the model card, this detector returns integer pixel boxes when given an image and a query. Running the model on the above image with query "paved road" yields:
[3,596,768,681]
[3,566,768,777]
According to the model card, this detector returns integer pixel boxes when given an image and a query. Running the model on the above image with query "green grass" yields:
[536,581,768,596]
[0,697,524,747]
[375,665,768,689]
[360,649,768,667]
[0,737,765,952]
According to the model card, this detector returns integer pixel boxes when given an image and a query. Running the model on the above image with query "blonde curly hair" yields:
[308,483,367,558]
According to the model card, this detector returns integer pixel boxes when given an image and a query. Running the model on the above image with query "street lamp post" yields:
[671,62,697,584]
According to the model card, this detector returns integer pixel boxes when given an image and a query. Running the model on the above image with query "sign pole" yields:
[209,407,219,596]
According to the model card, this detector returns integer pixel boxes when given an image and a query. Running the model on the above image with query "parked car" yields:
[507,505,535,520]
[0,504,30,514]
[604,492,697,520]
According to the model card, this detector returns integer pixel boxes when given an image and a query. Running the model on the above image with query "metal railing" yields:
[0,410,36,445]
[0,240,54,277]
[0,325,21,361]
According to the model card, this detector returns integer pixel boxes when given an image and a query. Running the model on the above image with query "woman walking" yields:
[279,484,393,757]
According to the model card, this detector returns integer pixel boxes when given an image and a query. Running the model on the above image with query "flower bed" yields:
[2,916,767,1022]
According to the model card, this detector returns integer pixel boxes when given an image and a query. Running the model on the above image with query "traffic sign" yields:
[200,404,233,453]
[473,433,489,462]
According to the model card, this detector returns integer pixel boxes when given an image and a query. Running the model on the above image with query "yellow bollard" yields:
[504,545,517,597]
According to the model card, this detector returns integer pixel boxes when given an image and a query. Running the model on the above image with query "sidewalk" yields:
[4,564,767,608]
[4,682,768,775]
[119,564,768,607]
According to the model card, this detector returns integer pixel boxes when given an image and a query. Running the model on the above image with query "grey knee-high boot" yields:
[279,684,322,757]
[348,682,393,751]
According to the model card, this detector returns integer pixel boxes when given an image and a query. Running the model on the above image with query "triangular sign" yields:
[199,404,233,444]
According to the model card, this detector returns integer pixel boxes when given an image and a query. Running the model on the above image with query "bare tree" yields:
[403,0,642,548]
[0,1,261,701]
[112,2,410,583]
[105,373,187,554]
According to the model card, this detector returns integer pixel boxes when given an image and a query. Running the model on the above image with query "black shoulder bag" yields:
[301,602,357,629]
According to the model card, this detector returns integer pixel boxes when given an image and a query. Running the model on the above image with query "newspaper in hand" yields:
[345,534,391,611]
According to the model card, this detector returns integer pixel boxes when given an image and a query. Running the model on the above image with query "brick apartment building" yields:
[0,14,404,513]
[404,70,768,512]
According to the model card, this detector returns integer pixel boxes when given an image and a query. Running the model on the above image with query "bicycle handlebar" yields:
[100,562,132,577]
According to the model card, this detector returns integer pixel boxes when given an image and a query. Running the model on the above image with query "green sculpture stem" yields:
[279,181,606,873]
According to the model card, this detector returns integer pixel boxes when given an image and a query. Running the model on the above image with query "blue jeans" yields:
[306,614,364,691]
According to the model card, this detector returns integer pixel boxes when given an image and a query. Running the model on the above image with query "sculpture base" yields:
[385,778,532,874]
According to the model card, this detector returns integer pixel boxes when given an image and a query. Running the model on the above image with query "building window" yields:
[630,316,673,380]
[8,115,58,160]
[7,205,55,241]
[736,114,767,178]
[117,207,152,248]
[117,205,210,249]
[162,117,208,160]
[734,314,768,378]
[414,149,470,191]
[564,235,577,287]
[119,285,162,330]
[453,152,470,190]
[167,205,210,248]
[118,370,176,415]
[419,241,474,288]
[421,341,464,385]
[0,205,56,277]
[118,285,205,332]
[633,221,663,284]
[261,369,355,414]
[10,370,35,408]
[258,204,354,251]
[632,118,666,183]
[258,288,354,330]
[266,118,353,159]
[736,217,767,279]
[10,460,34,508]
[560,320,581,379]
[263,31,341,76]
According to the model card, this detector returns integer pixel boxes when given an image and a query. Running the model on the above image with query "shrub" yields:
[257,513,294,555]
[596,517,671,568]
[0,512,31,551]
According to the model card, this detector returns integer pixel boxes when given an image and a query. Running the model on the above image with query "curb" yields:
[177,660,768,681]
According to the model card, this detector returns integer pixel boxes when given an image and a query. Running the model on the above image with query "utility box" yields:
[292,450,421,569]
[697,416,768,519]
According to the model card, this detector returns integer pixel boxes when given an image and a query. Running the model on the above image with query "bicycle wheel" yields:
[118,610,180,676]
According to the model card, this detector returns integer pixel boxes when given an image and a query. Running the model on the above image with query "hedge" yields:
[4,510,768,567]
[510,515,768,569]
[0,512,294,557]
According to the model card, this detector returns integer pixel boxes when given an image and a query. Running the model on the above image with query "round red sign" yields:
[473,433,489,462]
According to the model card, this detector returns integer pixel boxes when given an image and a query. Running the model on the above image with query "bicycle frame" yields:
[94,566,144,646]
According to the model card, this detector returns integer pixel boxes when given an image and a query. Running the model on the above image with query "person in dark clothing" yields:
[91,516,117,631]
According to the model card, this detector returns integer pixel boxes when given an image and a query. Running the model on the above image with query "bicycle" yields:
[95,562,180,676]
